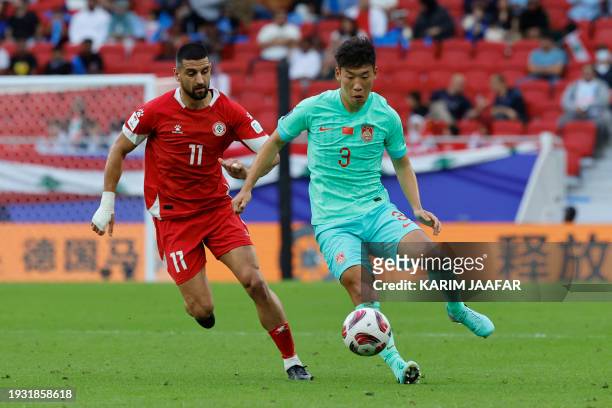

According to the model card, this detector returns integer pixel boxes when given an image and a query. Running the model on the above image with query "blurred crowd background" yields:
[0,0,611,175]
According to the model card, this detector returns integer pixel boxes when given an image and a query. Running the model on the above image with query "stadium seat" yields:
[442,39,475,58]
[491,120,524,136]
[562,121,597,157]
[547,8,570,31]
[593,28,612,48]
[458,120,484,135]
[519,80,551,95]
[526,119,558,135]
[426,70,453,91]
[566,149,581,176]
[397,50,437,73]
[386,70,421,93]
[498,69,524,85]
[512,39,540,54]
[594,17,612,33]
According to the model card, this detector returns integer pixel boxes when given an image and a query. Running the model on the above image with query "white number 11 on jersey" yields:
[189,144,203,165]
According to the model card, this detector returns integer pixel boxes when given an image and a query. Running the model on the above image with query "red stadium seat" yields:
[426,69,453,91]
[566,149,581,176]
[397,50,437,73]
[491,120,524,136]
[458,120,484,135]
[594,17,612,33]
[442,39,475,57]
[593,28,612,48]
[385,70,421,93]
[526,119,559,135]
[512,39,540,54]
[499,69,525,85]
[562,121,597,157]
[519,80,551,95]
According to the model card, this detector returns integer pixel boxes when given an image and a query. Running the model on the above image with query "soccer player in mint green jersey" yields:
[233,37,495,384]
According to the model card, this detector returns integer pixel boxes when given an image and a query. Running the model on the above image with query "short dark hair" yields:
[335,36,376,69]
[176,43,209,67]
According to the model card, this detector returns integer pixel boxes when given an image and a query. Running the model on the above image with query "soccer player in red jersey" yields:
[90,43,312,381]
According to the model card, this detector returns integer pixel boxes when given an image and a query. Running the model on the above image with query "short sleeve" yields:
[122,104,154,145]
[384,110,407,159]
[226,98,269,153]
[277,100,310,143]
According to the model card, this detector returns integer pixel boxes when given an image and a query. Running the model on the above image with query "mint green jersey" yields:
[277,89,407,225]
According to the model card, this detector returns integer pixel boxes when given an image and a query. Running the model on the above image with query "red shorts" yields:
[153,203,253,285]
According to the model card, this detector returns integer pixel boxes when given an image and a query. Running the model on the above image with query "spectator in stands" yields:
[257,11,301,61]
[6,0,40,42]
[188,0,225,23]
[430,74,482,133]
[413,0,455,41]
[0,45,9,75]
[568,0,601,22]
[464,0,497,23]
[43,9,70,47]
[0,2,10,40]
[486,0,520,42]
[594,45,612,88]
[321,17,366,78]
[559,64,612,149]
[518,0,549,39]
[406,91,430,142]
[72,39,104,74]
[45,46,73,75]
[490,74,527,122]
[10,39,37,75]
[462,2,489,42]
[108,0,145,41]
[528,34,566,82]
[156,39,179,61]
[408,91,430,118]
[68,0,111,51]
[322,0,359,17]
[346,0,389,39]
[289,37,322,80]
[190,22,225,64]
[210,64,231,95]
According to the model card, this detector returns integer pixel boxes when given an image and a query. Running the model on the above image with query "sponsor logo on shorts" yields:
[335,252,346,265]
[213,121,227,136]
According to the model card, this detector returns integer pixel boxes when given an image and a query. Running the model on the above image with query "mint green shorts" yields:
[313,202,422,280]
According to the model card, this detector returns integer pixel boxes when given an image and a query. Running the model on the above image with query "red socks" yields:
[268,322,296,359]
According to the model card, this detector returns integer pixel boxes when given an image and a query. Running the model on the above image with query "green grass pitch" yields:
[1,282,611,407]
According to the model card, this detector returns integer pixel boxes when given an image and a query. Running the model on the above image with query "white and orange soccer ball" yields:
[341,308,391,356]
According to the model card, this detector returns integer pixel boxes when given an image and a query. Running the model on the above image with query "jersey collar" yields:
[173,87,220,109]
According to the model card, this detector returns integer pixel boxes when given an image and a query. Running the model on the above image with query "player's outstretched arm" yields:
[232,130,285,213]
[218,153,280,180]
[392,155,441,236]
[91,133,139,236]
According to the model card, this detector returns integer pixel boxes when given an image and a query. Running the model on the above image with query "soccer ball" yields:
[341,308,391,356]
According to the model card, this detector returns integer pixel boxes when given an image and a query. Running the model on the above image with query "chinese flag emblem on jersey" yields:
[361,125,374,142]
[342,127,354,135]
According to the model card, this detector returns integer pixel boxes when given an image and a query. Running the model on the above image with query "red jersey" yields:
[122,88,268,220]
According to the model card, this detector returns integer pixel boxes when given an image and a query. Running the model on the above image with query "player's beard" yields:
[185,84,209,100]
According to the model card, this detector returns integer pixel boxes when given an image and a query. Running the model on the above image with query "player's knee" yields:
[243,273,269,302]
[185,298,214,320]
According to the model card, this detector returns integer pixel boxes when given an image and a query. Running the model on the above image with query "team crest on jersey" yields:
[335,252,346,265]
[213,121,227,136]
[361,125,374,142]
[172,124,183,134]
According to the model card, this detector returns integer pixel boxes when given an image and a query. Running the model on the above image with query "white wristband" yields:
[100,191,116,212]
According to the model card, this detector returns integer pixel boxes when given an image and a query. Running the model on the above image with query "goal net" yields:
[0,75,159,282]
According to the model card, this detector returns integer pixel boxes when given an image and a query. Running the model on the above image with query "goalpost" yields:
[0,75,159,282]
